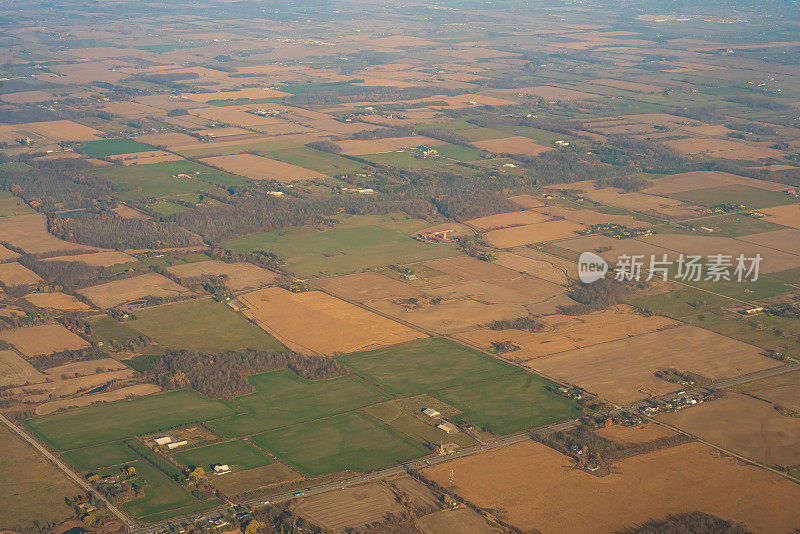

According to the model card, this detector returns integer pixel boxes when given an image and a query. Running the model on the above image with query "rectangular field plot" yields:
[129,298,285,352]
[671,184,799,209]
[61,440,138,471]
[78,272,191,308]
[0,324,89,356]
[435,373,580,435]
[338,338,515,396]
[208,369,391,437]
[221,214,459,278]
[172,440,272,471]
[295,483,404,532]
[80,138,154,157]
[250,412,428,476]
[25,390,234,450]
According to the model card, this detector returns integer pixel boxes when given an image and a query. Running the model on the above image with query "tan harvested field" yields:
[556,233,674,264]
[664,137,785,160]
[659,393,800,467]
[138,132,199,148]
[466,210,550,230]
[315,272,423,302]
[371,298,526,334]
[0,349,44,386]
[493,251,570,285]
[390,476,441,515]
[590,78,664,92]
[637,234,800,273]
[108,150,183,165]
[336,136,444,155]
[0,120,103,142]
[562,184,699,219]
[737,228,800,255]
[472,136,552,156]
[0,244,20,261]
[426,256,563,293]
[533,205,652,227]
[239,287,426,355]
[751,383,800,413]
[424,441,800,533]
[166,260,278,291]
[24,292,91,310]
[416,508,501,534]
[512,85,600,101]
[0,213,98,254]
[455,305,679,361]
[35,384,161,415]
[758,203,800,229]
[0,324,90,357]
[45,250,136,267]
[212,463,301,496]
[643,170,788,194]
[0,262,43,286]
[527,326,777,404]
[113,205,150,219]
[182,87,290,103]
[508,194,545,208]
[294,483,404,532]
[189,106,292,128]
[78,272,190,308]
[201,153,324,182]
[595,423,677,445]
[484,219,585,247]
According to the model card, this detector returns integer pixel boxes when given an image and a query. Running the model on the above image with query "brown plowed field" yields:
[238,287,426,355]
[416,508,501,534]
[424,441,800,533]
[659,392,800,467]
[0,350,44,386]
[294,483,404,532]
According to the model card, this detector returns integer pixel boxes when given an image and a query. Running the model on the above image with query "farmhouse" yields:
[422,408,441,418]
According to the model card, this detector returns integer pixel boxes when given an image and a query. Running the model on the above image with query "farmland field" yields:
[0,190,33,216]
[80,138,154,157]
[0,323,89,356]
[671,185,799,209]
[172,440,273,470]
[295,483,404,532]
[250,412,428,475]
[61,440,138,471]
[24,389,234,450]
[129,298,285,352]
[78,272,191,308]
[208,369,391,437]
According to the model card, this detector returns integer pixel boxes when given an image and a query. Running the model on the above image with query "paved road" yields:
[0,413,136,529]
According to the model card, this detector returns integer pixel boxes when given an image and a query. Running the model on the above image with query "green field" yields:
[671,185,799,209]
[61,440,138,471]
[25,390,234,450]
[338,338,515,396]
[364,402,476,447]
[221,214,460,278]
[172,440,273,470]
[679,213,784,237]
[209,370,390,437]
[95,160,242,200]
[0,162,31,172]
[120,460,197,519]
[261,146,366,175]
[0,190,33,216]
[128,299,285,352]
[435,373,580,435]
[250,412,427,476]
[80,138,154,157]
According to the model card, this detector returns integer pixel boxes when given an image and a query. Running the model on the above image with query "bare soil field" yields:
[416,508,501,534]
[493,251,570,285]
[758,204,800,229]
[424,441,800,533]
[211,463,300,497]
[78,272,190,308]
[466,210,550,231]
[484,219,585,247]
[337,136,444,155]
[659,392,800,467]
[455,305,678,361]
[35,384,162,415]
[0,349,44,386]
[202,153,324,182]
[45,250,135,266]
[166,260,278,291]
[595,423,677,445]
[182,87,290,103]
[238,287,426,355]
[24,292,91,311]
[664,138,785,160]
[0,324,90,357]
[0,262,43,286]
[507,194,545,208]
[472,136,552,156]
[533,206,652,227]
[294,483,404,532]
[637,234,800,273]
[315,272,423,302]
[0,213,98,254]
[527,326,776,404]
[390,476,441,515]
[643,171,788,195]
